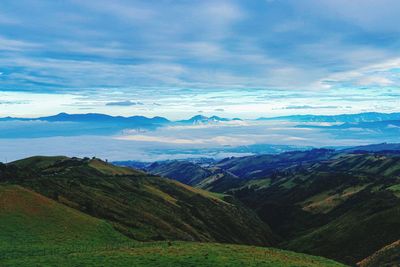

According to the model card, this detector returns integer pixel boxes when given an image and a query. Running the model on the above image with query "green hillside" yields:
[216,149,335,179]
[0,184,129,251]
[2,152,397,266]
[147,160,214,185]
[1,156,275,246]
[146,149,337,193]
[0,173,345,267]
[229,152,400,265]
[146,160,241,192]
[11,156,69,170]
[2,242,347,267]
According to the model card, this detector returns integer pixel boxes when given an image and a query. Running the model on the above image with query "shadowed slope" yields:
[230,152,400,265]
[1,156,275,246]
[358,240,400,267]
[0,158,346,267]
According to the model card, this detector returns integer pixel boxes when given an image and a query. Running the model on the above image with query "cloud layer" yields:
[0,0,400,118]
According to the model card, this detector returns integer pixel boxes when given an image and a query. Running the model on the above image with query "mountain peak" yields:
[190,115,208,121]
[179,115,232,124]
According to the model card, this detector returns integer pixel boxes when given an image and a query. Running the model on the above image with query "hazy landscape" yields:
[1,1,400,266]
[1,112,400,162]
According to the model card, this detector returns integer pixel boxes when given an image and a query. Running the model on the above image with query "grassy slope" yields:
[2,156,275,246]
[357,240,400,267]
[231,153,400,265]
[147,161,213,186]
[0,184,129,251]
[2,242,347,267]
[0,183,346,267]
[11,156,69,170]
[281,154,400,264]
[216,149,334,179]
[284,199,400,264]
[146,160,241,193]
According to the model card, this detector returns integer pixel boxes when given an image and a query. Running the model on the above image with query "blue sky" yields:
[1,0,400,119]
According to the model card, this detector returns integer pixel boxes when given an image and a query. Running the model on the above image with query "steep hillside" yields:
[1,156,275,246]
[231,152,400,265]
[140,149,336,193]
[0,184,129,250]
[146,160,241,192]
[216,149,335,179]
[147,160,214,185]
[0,184,345,267]
[357,240,400,267]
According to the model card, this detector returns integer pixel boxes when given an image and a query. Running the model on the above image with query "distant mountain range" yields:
[0,112,241,124]
[1,112,399,149]
[258,112,400,123]
[0,112,171,125]
[342,142,400,153]
[177,115,241,124]
[0,113,172,138]
[0,112,246,131]
[2,111,400,124]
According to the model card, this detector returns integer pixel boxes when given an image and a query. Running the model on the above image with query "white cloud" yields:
[303,0,400,33]
[0,36,40,51]
[318,57,400,88]
[1,0,400,118]
[115,135,204,144]
[71,0,155,21]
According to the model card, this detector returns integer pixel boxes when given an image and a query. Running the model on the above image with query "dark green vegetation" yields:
[3,147,400,266]
[357,240,400,267]
[2,242,346,267]
[0,156,274,245]
[215,149,335,179]
[229,152,400,265]
[146,149,335,192]
[148,149,400,265]
[146,160,241,192]
[147,160,218,186]
[0,158,346,267]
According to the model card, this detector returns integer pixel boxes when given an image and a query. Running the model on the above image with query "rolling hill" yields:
[228,152,400,265]
[2,151,398,265]
[0,184,129,250]
[117,148,400,265]
[146,160,241,192]
[342,142,400,153]
[147,160,215,186]
[145,149,336,192]
[0,157,347,267]
[0,156,275,246]
[215,149,335,179]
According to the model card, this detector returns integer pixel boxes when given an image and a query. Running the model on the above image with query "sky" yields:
[1,0,400,119]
